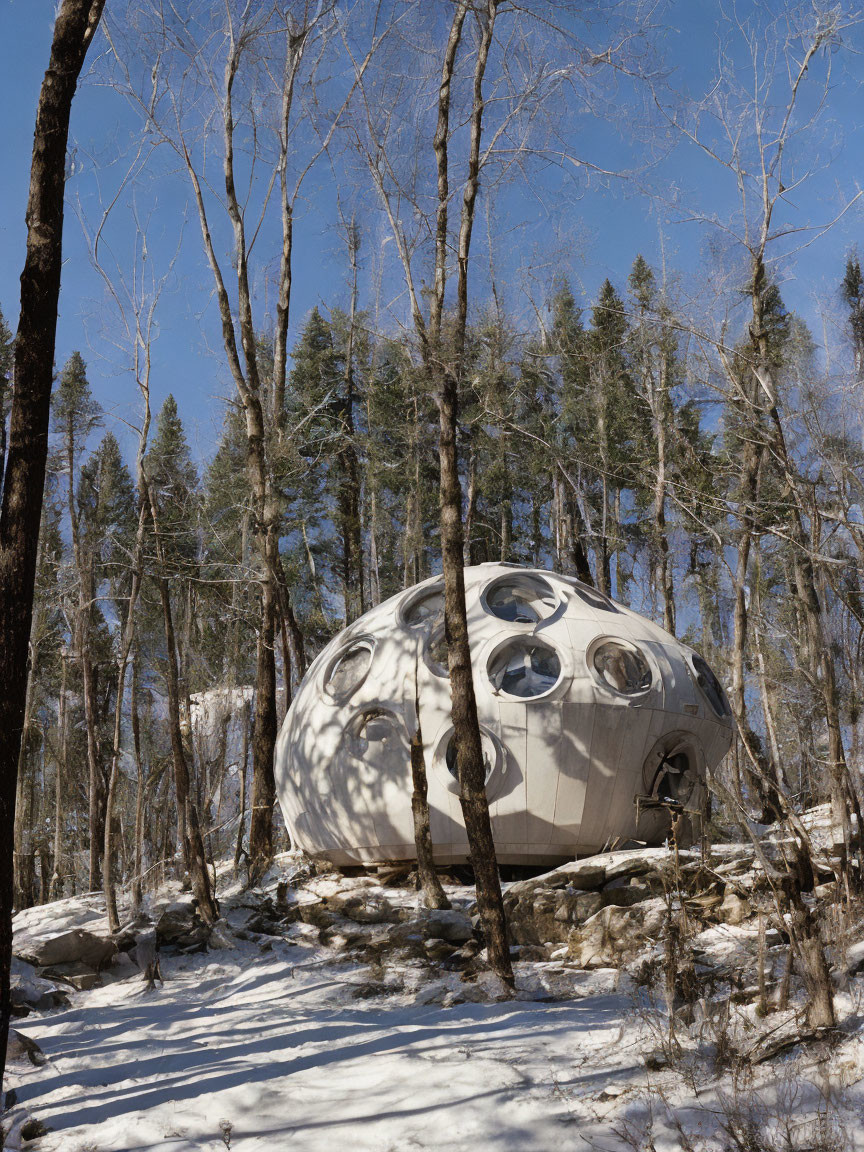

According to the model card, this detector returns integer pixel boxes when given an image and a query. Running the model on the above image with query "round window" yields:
[483,574,558,624]
[591,640,652,694]
[345,710,401,756]
[425,627,449,678]
[325,640,374,700]
[570,581,618,613]
[401,585,444,629]
[690,653,730,718]
[650,750,696,806]
[443,730,497,782]
[487,638,562,698]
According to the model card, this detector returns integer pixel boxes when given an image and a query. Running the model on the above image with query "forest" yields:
[4,1,864,1149]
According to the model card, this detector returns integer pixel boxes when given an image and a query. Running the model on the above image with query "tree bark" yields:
[249,584,277,881]
[411,656,450,910]
[50,648,69,900]
[0,0,105,1098]
[156,574,219,924]
[434,0,512,987]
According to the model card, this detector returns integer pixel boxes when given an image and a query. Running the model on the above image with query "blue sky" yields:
[2,0,862,465]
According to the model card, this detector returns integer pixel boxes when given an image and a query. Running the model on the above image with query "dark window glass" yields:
[403,587,444,628]
[484,575,557,624]
[326,642,373,699]
[592,641,652,694]
[692,653,730,718]
[488,639,562,698]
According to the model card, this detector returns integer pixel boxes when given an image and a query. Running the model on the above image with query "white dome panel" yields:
[274,563,734,865]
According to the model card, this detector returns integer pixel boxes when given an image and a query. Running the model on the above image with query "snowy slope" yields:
[6,861,864,1151]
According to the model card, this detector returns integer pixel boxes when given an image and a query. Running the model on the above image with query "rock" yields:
[208,922,237,950]
[39,961,101,991]
[642,1047,672,1070]
[6,1030,47,1067]
[602,880,653,907]
[567,899,667,968]
[155,901,211,950]
[504,848,682,947]
[325,891,395,924]
[717,892,752,925]
[351,981,389,999]
[418,909,474,943]
[424,937,457,961]
[13,927,115,970]
[10,960,69,1015]
[20,1117,50,1141]
[297,900,338,930]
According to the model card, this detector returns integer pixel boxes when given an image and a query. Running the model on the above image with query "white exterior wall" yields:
[275,563,734,865]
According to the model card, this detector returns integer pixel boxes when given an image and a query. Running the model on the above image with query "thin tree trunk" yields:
[13,655,36,911]
[234,696,251,875]
[0,0,105,1096]
[50,648,68,900]
[131,654,145,912]
[249,583,277,880]
[157,574,219,923]
[432,0,512,987]
[411,656,450,910]
[103,522,146,930]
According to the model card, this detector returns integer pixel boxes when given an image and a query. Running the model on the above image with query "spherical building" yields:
[275,563,734,866]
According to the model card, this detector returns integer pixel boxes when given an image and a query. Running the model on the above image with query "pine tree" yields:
[51,351,106,888]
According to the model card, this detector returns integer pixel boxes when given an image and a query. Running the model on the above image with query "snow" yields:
[5,936,636,1151]
[6,872,864,1151]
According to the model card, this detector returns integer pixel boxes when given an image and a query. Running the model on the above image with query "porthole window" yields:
[690,653,730,719]
[642,735,702,809]
[401,585,444,629]
[325,640,374,700]
[442,729,499,783]
[425,627,450,678]
[563,578,618,613]
[591,640,652,695]
[487,638,562,698]
[574,584,617,612]
[482,574,558,624]
[650,751,696,806]
[345,710,401,756]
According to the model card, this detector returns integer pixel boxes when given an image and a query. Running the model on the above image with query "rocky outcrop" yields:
[155,901,211,951]
[503,846,759,961]
[9,960,70,1016]
[13,927,116,970]
[567,899,668,967]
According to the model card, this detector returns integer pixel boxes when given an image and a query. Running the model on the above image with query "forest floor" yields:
[5,850,864,1152]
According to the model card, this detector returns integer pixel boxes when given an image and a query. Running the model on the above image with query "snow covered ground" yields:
[6,860,864,1151]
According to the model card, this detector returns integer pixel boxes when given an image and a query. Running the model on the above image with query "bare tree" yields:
[0,0,105,1099]
[347,0,518,985]
[105,0,382,879]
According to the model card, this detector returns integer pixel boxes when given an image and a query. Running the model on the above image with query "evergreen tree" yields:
[51,351,107,889]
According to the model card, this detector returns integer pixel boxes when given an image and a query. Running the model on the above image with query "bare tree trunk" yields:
[249,584,277,881]
[131,654,145,912]
[157,574,219,924]
[234,696,251,875]
[103,505,146,931]
[463,445,477,566]
[50,648,68,900]
[0,0,105,1096]
[411,657,450,910]
[433,0,512,987]
[13,655,36,911]
[654,390,675,634]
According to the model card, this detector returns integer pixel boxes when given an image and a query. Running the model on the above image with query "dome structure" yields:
[275,563,734,866]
